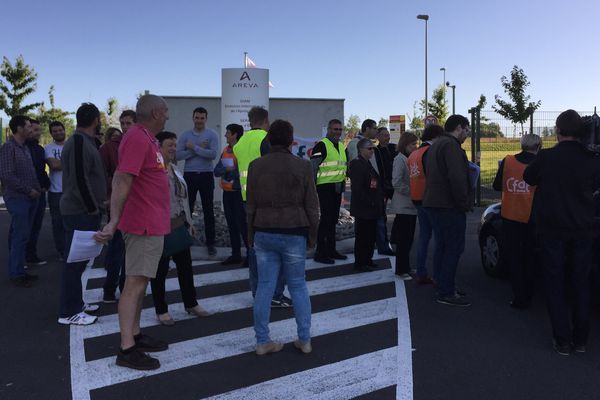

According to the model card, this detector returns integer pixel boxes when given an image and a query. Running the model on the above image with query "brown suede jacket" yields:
[246,146,320,247]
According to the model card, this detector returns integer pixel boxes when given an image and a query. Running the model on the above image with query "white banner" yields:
[221,68,269,135]
[292,136,323,160]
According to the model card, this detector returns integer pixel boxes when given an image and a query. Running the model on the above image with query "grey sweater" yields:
[60,131,106,215]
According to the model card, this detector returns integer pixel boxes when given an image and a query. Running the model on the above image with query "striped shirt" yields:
[0,137,40,200]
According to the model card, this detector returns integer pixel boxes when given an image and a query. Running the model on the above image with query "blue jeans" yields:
[376,216,391,253]
[26,192,46,259]
[47,192,65,256]
[427,208,466,297]
[102,229,126,296]
[59,213,101,318]
[248,247,285,299]
[5,197,37,278]
[415,205,434,279]
[253,232,311,345]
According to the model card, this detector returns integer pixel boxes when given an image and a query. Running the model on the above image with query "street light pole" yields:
[417,14,429,118]
[440,67,446,104]
[446,81,456,115]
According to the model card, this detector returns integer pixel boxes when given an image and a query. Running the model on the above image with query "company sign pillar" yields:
[221,68,269,134]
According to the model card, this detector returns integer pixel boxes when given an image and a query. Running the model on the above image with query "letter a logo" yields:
[240,72,251,81]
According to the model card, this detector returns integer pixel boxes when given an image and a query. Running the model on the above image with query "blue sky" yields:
[1,0,598,124]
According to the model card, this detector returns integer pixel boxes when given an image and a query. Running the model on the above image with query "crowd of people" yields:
[1,98,598,370]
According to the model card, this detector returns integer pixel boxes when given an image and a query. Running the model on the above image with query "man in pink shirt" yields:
[95,95,170,370]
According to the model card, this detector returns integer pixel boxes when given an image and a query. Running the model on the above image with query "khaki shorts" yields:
[123,233,164,278]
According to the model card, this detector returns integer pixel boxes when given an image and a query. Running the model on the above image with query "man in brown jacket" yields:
[247,119,320,355]
[423,114,472,307]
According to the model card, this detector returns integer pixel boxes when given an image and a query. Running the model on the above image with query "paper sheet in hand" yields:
[67,230,104,263]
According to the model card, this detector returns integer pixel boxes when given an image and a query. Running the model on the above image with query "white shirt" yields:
[45,142,64,193]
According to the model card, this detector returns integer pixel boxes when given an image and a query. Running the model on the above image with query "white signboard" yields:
[221,68,269,134]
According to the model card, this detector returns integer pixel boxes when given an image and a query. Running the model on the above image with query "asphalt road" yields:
[0,208,599,400]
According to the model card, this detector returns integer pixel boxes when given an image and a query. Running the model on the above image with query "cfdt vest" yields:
[408,145,429,201]
[501,155,535,223]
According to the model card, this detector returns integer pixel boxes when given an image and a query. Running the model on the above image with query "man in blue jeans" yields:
[423,115,472,307]
[0,115,41,288]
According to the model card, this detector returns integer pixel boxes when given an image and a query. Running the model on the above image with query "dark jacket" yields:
[422,133,471,212]
[246,146,320,247]
[377,144,394,199]
[523,140,600,239]
[348,155,385,219]
[26,140,50,190]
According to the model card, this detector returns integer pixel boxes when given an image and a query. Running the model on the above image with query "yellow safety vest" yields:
[233,128,267,201]
[316,138,347,185]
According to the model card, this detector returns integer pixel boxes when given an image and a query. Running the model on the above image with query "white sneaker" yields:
[83,303,100,313]
[397,273,413,281]
[58,312,98,325]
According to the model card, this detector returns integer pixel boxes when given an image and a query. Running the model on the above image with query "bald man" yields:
[95,94,171,370]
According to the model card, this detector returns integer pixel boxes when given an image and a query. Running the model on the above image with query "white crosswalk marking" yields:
[70,255,413,400]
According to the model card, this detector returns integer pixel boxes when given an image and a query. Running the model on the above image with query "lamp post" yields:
[446,81,456,115]
[417,14,429,118]
[440,67,446,103]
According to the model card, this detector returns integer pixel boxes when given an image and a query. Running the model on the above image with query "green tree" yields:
[0,55,43,117]
[427,85,449,125]
[493,65,541,135]
[409,101,424,130]
[32,85,75,143]
[378,117,389,128]
[480,122,503,138]
[106,97,119,128]
[344,114,361,140]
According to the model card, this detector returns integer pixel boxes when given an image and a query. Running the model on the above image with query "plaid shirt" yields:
[0,137,41,200]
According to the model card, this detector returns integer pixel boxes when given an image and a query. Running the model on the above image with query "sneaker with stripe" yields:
[58,312,98,326]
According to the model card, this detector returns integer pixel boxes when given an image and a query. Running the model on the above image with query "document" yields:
[67,230,104,263]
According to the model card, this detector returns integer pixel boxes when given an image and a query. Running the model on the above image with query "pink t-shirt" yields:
[117,124,170,235]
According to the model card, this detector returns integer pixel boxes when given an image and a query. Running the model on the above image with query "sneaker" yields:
[116,348,160,370]
[134,333,168,352]
[271,295,293,308]
[436,294,471,307]
[26,256,47,266]
[396,273,413,281]
[314,255,335,264]
[23,272,39,281]
[207,245,217,256]
[103,292,117,304]
[10,276,32,288]
[416,276,434,285]
[83,303,100,313]
[329,251,348,260]
[58,312,98,326]
[221,256,242,265]
[573,343,586,353]
[553,339,570,356]
[256,341,284,355]
[294,340,312,354]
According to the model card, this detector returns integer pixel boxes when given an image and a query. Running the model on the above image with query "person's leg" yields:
[150,256,171,315]
[119,275,149,349]
[281,234,311,343]
[198,172,216,246]
[366,219,377,263]
[393,214,417,275]
[502,219,529,306]
[539,236,570,346]
[570,238,593,347]
[415,205,433,279]
[5,198,33,279]
[435,210,466,298]
[376,216,392,254]
[253,232,281,345]
[354,218,367,266]
[173,248,199,309]
[234,192,249,250]
[330,192,342,255]
[315,190,330,257]
[184,172,200,216]
[427,208,444,289]
[223,191,241,258]
[47,192,65,257]
[26,192,46,261]
[59,214,102,318]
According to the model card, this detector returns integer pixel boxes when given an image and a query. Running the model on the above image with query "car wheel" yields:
[480,228,506,278]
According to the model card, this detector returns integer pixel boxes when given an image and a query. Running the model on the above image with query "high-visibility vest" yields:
[501,155,535,223]
[408,144,429,201]
[316,138,347,185]
[233,129,267,201]
[219,146,236,192]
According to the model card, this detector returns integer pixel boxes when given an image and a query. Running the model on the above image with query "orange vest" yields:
[408,145,429,201]
[219,146,237,191]
[501,155,535,223]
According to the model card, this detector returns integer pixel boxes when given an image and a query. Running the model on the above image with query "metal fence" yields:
[467,109,594,203]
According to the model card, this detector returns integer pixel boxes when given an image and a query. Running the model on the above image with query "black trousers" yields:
[501,218,535,305]
[223,190,248,257]
[316,190,342,257]
[391,214,417,275]
[354,218,377,267]
[150,248,198,315]
[184,172,215,246]
[540,235,593,346]
[26,191,46,259]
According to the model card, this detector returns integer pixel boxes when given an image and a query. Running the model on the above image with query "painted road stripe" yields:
[78,268,395,340]
[71,298,397,398]
[85,260,217,280]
